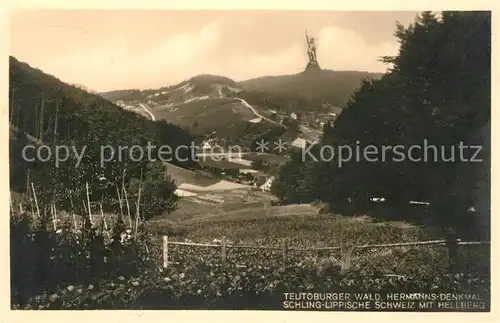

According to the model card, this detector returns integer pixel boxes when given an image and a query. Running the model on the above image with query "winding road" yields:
[235,98,282,126]
[217,86,282,127]
[138,103,156,121]
[139,85,281,127]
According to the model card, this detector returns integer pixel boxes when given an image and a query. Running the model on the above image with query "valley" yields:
[101,68,378,151]
[9,11,491,310]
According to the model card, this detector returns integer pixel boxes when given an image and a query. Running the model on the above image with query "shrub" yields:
[10,210,156,308]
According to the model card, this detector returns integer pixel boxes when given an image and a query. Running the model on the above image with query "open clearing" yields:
[164,162,219,187]
[177,180,252,192]
[198,158,251,169]
[165,161,258,197]
[150,188,274,222]
[146,186,437,251]
[243,152,289,165]
[153,163,447,264]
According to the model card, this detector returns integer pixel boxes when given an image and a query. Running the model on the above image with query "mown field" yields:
[11,188,490,310]
[164,162,219,187]
[136,201,489,310]
[198,158,250,170]
[145,193,489,275]
[243,152,288,163]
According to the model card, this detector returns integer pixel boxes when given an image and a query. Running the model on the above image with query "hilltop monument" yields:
[305,30,321,72]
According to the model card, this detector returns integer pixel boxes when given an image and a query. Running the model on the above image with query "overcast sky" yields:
[10,10,419,92]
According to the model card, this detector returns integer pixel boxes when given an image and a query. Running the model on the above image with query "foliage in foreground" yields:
[12,222,490,310]
[15,250,490,310]
[10,210,157,307]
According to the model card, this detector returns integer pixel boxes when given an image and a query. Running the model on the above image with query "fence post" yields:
[283,239,288,270]
[163,235,169,268]
[340,244,353,274]
[221,237,227,265]
[445,235,459,270]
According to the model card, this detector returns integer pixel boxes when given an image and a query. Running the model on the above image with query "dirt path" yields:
[217,86,282,127]
[234,97,282,126]
[138,103,156,121]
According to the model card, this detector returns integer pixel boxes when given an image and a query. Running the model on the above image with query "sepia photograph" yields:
[7,8,491,312]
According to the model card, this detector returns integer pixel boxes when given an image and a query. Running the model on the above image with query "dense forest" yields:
[272,12,491,240]
[238,69,383,107]
[9,57,196,219]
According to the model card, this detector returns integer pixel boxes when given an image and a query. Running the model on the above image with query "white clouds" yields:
[10,11,418,92]
[28,20,397,91]
[225,43,304,79]
[198,20,222,50]
[41,21,224,90]
[223,26,397,80]
[317,26,397,72]
[156,21,222,63]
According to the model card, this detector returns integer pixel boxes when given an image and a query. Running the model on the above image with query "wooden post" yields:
[163,236,169,268]
[31,182,40,220]
[27,172,35,221]
[122,167,132,228]
[116,184,124,219]
[70,194,77,231]
[122,187,132,229]
[52,101,59,146]
[134,184,142,237]
[99,202,111,239]
[340,244,354,274]
[51,203,57,231]
[26,169,30,196]
[283,239,289,270]
[221,237,227,265]
[86,182,93,226]
[446,235,459,270]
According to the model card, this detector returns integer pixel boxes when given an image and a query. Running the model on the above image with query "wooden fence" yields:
[162,236,490,272]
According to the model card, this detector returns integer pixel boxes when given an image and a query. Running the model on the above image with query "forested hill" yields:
[271,11,491,240]
[238,69,383,107]
[9,56,195,217]
[9,57,193,154]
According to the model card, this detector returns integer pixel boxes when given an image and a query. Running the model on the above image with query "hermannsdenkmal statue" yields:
[305,30,321,72]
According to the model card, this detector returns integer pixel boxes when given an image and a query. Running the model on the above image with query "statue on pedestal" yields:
[305,30,321,72]
[306,31,317,63]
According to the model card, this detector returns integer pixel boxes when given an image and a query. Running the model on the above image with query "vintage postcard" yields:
[4,3,496,319]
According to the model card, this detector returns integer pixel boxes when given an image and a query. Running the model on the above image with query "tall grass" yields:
[9,180,157,308]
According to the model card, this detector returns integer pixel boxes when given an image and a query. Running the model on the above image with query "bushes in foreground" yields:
[10,210,157,307]
[12,231,490,310]
[14,259,490,310]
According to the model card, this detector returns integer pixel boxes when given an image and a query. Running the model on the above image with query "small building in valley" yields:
[291,137,307,149]
[259,176,275,192]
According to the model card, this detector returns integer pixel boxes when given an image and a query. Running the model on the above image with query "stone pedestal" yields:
[304,60,321,73]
